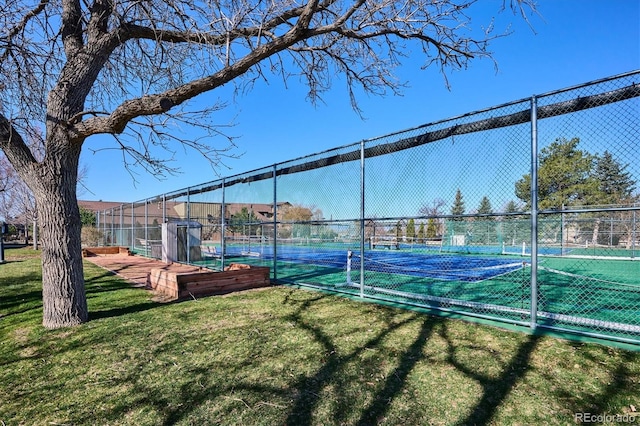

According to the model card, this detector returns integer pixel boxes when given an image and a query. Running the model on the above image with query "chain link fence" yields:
[94,71,640,346]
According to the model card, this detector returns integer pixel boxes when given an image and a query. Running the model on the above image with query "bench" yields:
[370,240,400,249]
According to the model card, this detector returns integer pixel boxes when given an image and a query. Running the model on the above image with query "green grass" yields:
[1,247,639,425]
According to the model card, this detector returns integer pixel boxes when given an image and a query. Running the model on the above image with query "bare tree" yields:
[0,156,22,222]
[419,198,447,217]
[0,162,36,229]
[0,127,43,234]
[0,0,536,328]
[419,197,447,235]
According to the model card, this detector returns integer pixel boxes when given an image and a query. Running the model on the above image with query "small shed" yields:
[162,220,203,263]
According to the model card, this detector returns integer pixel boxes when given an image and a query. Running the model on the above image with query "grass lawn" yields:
[1,247,639,425]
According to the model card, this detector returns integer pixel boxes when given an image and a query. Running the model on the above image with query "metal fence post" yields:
[530,95,539,330]
[162,194,166,223]
[221,179,226,271]
[116,206,121,246]
[560,204,565,256]
[130,202,134,249]
[633,208,637,259]
[186,187,191,264]
[360,139,365,298]
[273,165,278,282]
[99,211,103,244]
[144,199,149,256]
[110,209,114,245]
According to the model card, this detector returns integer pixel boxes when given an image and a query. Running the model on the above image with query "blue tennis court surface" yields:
[244,245,526,283]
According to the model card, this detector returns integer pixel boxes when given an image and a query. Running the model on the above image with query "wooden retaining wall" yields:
[148,264,271,300]
[82,246,131,257]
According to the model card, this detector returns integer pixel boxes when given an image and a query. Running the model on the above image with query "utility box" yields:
[451,234,466,246]
[162,221,203,263]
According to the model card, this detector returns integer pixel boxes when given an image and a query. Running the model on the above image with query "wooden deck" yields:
[84,252,201,288]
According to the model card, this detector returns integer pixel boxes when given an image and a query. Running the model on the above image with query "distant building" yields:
[78,200,292,226]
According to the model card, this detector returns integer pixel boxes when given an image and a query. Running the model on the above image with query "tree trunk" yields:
[32,142,87,328]
[591,218,601,247]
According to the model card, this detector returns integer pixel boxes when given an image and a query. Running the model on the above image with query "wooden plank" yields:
[178,269,270,296]
[148,265,271,301]
[82,246,131,257]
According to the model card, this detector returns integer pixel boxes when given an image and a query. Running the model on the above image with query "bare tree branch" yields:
[1,0,539,188]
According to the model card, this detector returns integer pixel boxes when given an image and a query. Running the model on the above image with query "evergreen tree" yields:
[451,189,465,219]
[229,207,259,235]
[426,219,438,239]
[590,151,637,244]
[79,206,96,227]
[417,223,426,242]
[594,150,636,204]
[514,140,638,246]
[504,200,521,215]
[502,200,527,246]
[473,196,495,243]
[515,137,597,209]
[406,219,416,242]
[477,196,493,216]
[395,221,403,240]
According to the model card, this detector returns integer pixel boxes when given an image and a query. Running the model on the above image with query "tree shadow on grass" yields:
[355,317,440,426]
[279,290,542,426]
[104,289,431,426]
[88,301,161,321]
[438,323,541,426]
[84,268,163,321]
[277,290,544,426]
[0,271,43,318]
[47,286,552,425]
[280,290,440,426]
[69,281,639,425]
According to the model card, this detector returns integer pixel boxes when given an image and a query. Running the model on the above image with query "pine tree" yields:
[451,189,465,220]
[591,151,637,244]
[406,219,416,242]
[417,223,426,242]
[515,137,596,209]
[395,221,403,240]
[477,196,493,216]
[426,219,438,239]
[503,200,528,245]
[504,200,520,215]
[594,150,636,204]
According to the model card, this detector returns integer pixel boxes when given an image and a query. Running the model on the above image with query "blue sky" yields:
[79,0,640,204]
